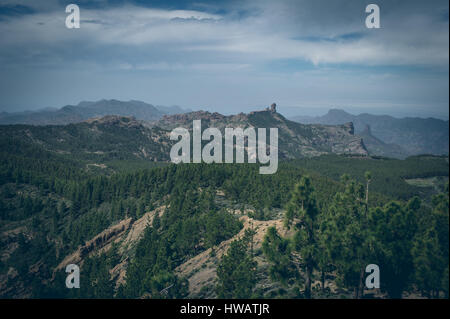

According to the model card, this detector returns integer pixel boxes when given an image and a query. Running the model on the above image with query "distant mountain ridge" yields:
[0,100,191,125]
[358,125,408,159]
[3,101,446,159]
[0,108,368,166]
[292,109,449,158]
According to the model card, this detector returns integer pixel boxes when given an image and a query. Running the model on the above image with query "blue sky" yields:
[0,0,448,118]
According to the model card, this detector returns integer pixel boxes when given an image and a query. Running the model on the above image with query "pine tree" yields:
[285,176,319,298]
[322,175,375,298]
[152,212,161,230]
[370,198,419,298]
[262,226,295,286]
[216,230,257,298]
[412,187,449,298]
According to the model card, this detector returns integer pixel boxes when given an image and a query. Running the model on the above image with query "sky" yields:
[0,0,448,119]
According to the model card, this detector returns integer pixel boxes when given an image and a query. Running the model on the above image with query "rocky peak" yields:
[270,103,277,113]
[343,122,355,135]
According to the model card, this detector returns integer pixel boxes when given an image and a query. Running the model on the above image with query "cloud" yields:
[0,0,448,69]
[0,4,35,18]
[0,0,447,117]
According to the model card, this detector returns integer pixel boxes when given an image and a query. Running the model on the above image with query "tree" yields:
[322,175,375,298]
[152,211,161,230]
[285,176,319,298]
[262,226,296,287]
[412,188,449,298]
[137,200,145,218]
[370,198,419,298]
[216,229,257,298]
[364,171,372,205]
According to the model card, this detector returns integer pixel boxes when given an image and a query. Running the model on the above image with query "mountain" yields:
[0,100,190,125]
[358,125,408,159]
[1,108,448,299]
[0,115,172,164]
[155,105,192,115]
[155,108,368,158]
[0,108,368,169]
[292,109,449,158]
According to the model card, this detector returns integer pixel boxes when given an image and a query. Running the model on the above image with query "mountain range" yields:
[1,100,447,159]
[1,102,448,299]
[292,109,449,158]
[156,108,368,158]
[0,109,368,169]
[0,100,190,125]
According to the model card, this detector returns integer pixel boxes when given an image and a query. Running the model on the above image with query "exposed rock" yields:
[55,218,133,271]
[343,122,354,135]
[119,206,166,255]
[292,108,449,157]
[175,215,290,297]
[270,103,276,113]
[156,109,368,158]
[54,205,168,290]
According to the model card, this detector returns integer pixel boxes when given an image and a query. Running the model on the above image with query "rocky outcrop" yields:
[156,108,368,158]
[55,218,133,271]
[270,103,277,113]
[175,215,291,298]
[55,206,167,288]
[292,109,449,157]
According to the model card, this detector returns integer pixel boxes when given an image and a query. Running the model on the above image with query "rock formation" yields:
[270,103,276,113]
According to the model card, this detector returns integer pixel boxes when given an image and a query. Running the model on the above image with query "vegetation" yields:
[216,229,257,298]
[0,134,448,299]
[262,172,449,299]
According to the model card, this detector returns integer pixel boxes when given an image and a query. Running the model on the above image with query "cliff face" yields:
[292,109,449,157]
[359,125,409,159]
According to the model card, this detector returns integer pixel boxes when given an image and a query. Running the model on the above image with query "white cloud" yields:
[0,2,448,68]
[0,1,447,117]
